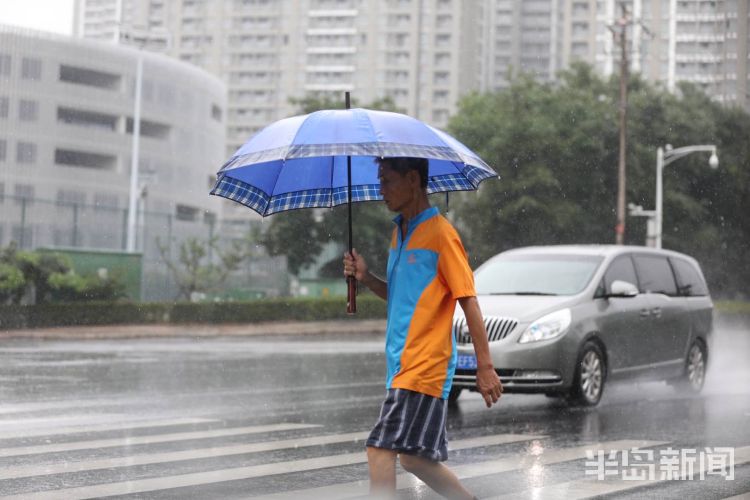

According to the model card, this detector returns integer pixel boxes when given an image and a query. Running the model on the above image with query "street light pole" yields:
[655,144,719,249]
[656,146,664,249]
[126,53,143,253]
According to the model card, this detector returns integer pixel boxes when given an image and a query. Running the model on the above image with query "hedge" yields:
[0,296,387,330]
[714,300,750,316]
[3,298,746,331]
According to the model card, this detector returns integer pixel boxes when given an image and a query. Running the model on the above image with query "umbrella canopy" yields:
[210,107,498,216]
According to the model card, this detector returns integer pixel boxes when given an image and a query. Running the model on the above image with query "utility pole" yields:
[611,4,630,245]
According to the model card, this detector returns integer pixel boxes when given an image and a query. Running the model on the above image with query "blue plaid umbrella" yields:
[210,109,497,216]
[209,95,498,312]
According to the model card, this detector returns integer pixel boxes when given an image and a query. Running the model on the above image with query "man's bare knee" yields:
[399,453,430,474]
[367,446,398,489]
[368,446,397,464]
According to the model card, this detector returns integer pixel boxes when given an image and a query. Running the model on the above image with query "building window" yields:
[434,71,450,85]
[176,204,200,221]
[211,103,223,122]
[19,100,39,121]
[16,142,37,164]
[55,149,116,170]
[59,64,121,90]
[433,109,449,122]
[125,118,171,140]
[0,96,8,117]
[14,184,34,205]
[56,189,86,206]
[0,139,6,161]
[0,54,11,76]
[94,192,119,209]
[58,107,118,131]
[12,224,33,248]
[435,34,451,47]
[433,90,449,104]
[21,57,42,80]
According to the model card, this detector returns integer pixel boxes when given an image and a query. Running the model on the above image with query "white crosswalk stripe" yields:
[0,416,741,500]
[259,439,668,499]
[487,445,750,500]
[0,430,369,480]
[0,423,320,458]
[0,417,216,440]
[0,425,544,499]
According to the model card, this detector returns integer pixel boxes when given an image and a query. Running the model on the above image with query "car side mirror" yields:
[608,280,639,298]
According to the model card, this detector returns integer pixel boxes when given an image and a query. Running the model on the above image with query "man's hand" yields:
[458,296,503,408]
[343,248,368,281]
[344,249,388,300]
[476,365,503,408]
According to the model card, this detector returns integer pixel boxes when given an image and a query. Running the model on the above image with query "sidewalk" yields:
[0,319,388,340]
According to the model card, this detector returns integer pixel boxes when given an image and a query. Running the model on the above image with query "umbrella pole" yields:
[345,91,356,314]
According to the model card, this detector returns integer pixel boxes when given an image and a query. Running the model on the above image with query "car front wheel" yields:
[676,340,707,394]
[569,342,605,406]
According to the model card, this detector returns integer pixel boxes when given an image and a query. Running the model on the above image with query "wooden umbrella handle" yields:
[347,276,357,314]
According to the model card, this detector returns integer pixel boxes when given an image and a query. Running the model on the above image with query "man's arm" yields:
[458,296,503,408]
[344,249,388,301]
[359,270,387,300]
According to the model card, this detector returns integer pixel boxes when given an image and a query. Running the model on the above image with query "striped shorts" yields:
[366,388,449,462]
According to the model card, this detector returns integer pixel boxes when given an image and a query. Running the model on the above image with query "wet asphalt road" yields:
[0,317,748,499]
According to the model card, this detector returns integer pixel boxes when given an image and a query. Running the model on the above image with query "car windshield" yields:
[475,254,603,296]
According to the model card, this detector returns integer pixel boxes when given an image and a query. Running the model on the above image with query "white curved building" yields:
[0,25,227,298]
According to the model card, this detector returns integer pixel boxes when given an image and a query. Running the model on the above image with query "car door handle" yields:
[651,307,662,318]
[640,308,650,318]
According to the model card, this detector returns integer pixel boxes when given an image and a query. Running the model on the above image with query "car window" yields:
[670,257,709,296]
[474,254,602,296]
[603,255,638,292]
[632,254,678,296]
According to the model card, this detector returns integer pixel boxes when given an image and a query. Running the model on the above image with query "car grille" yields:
[453,315,518,344]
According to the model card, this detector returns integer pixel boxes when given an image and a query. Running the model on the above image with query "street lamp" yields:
[628,203,658,247]
[655,144,719,249]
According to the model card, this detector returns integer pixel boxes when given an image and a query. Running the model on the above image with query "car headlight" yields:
[518,309,572,344]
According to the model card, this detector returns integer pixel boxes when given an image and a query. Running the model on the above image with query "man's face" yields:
[378,164,418,213]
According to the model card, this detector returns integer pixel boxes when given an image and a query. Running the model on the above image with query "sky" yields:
[0,0,75,35]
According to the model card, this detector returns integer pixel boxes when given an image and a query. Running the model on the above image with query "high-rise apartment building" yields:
[74,0,483,157]
[479,0,749,111]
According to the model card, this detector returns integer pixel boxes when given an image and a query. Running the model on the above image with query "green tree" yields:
[316,202,394,279]
[0,262,25,305]
[447,62,750,298]
[260,210,322,276]
[157,237,248,300]
[448,65,618,266]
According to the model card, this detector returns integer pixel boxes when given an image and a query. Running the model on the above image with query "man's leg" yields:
[399,454,475,500]
[367,446,398,496]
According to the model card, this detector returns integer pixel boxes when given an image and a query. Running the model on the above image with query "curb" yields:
[0,319,388,340]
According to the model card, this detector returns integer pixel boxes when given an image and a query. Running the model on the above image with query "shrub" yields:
[0,296,387,330]
[0,244,126,305]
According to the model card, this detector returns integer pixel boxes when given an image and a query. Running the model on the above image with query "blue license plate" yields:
[457,354,477,370]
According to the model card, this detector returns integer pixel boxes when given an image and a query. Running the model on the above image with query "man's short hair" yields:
[376,157,429,189]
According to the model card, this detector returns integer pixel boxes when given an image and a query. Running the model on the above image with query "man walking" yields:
[344,157,503,499]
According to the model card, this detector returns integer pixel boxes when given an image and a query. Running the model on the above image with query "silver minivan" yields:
[451,245,713,406]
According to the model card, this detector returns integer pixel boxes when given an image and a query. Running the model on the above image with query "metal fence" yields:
[0,194,288,301]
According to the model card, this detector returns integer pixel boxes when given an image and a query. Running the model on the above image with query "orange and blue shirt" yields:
[385,206,476,399]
